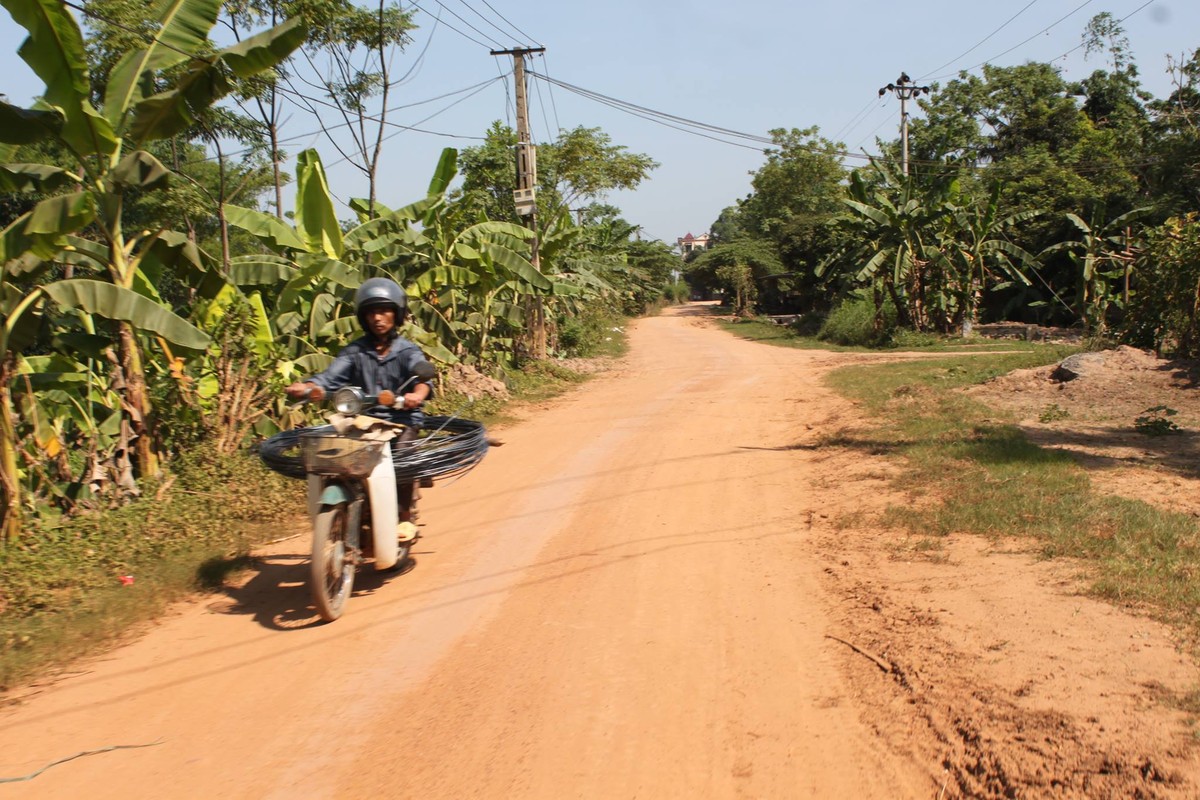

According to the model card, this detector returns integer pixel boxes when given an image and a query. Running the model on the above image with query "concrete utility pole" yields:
[878,72,930,176]
[492,46,547,357]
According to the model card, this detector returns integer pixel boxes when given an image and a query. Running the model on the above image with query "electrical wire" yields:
[918,0,1044,81]
[451,0,523,47]
[532,66,555,141]
[531,71,775,145]
[392,13,441,88]
[832,95,886,144]
[550,85,768,153]
[540,53,563,134]
[318,77,500,171]
[854,108,899,152]
[258,416,490,482]
[496,58,513,126]
[476,0,542,46]
[177,79,500,168]
[1047,0,1156,68]
[530,70,889,161]
[928,0,1099,81]
[407,0,502,50]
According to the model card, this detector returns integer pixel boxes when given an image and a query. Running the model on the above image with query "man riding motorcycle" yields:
[285,278,433,534]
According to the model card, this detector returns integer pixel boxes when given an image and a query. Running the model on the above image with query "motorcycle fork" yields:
[345,489,365,563]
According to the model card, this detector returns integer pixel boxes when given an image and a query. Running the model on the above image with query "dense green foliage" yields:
[0,0,677,539]
[690,14,1200,358]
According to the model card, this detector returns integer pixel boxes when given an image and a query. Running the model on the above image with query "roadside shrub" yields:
[662,282,691,304]
[1122,214,1200,357]
[818,296,898,347]
[788,313,824,336]
[555,308,626,358]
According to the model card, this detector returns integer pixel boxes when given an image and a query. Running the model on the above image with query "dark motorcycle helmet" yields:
[354,277,408,333]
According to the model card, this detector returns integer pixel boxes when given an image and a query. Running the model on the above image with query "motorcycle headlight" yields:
[332,387,366,415]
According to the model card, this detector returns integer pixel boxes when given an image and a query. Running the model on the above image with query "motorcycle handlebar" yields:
[290,361,435,410]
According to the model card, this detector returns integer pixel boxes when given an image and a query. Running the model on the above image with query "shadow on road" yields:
[210,549,422,632]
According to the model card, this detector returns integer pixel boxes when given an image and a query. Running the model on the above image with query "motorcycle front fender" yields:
[318,483,354,507]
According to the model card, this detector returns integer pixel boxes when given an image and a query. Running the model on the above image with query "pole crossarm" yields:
[490,47,546,57]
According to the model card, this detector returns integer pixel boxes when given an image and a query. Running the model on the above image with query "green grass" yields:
[719,317,1053,353]
[0,447,302,690]
[824,351,1200,637]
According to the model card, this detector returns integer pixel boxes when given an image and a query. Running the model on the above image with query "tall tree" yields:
[459,122,657,225]
[281,0,416,218]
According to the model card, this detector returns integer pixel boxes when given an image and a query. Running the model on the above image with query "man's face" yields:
[365,305,397,338]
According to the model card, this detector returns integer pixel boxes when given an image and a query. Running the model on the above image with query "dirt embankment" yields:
[969,345,1200,517]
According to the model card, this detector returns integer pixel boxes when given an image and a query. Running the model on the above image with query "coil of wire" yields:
[257,416,489,482]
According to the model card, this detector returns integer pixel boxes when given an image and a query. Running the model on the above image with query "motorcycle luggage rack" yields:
[299,432,384,479]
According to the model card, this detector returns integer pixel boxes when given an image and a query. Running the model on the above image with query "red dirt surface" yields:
[0,306,1196,798]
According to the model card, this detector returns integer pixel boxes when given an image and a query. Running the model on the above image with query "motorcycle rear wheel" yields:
[311,504,356,621]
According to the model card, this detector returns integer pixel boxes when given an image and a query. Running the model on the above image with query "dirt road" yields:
[2,305,1196,798]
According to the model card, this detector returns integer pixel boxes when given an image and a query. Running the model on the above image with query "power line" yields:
[405,0,494,50]
[540,53,563,134]
[531,70,893,162]
[321,76,500,170]
[832,95,885,143]
[540,86,768,152]
[495,58,514,126]
[408,0,503,50]
[1047,0,1156,67]
[854,109,896,152]
[393,13,442,88]
[532,66,555,141]
[476,0,541,46]
[530,71,776,146]
[929,0,1099,81]
[450,0,524,48]
[180,79,500,167]
[917,0,1044,80]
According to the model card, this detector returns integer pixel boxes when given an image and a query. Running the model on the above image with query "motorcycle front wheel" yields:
[311,504,356,621]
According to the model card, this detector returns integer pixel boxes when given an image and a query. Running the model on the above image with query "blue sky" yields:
[2,1,1198,243]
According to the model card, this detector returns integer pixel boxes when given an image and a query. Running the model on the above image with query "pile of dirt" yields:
[550,356,617,375]
[443,363,509,400]
[967,345,1200,516]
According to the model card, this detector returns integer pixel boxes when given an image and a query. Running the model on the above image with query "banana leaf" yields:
[43,279,210,349]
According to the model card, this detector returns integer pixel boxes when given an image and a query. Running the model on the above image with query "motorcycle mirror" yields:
[413,360,437,381]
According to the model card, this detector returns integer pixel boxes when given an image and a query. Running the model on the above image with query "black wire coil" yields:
[258,416,489,482]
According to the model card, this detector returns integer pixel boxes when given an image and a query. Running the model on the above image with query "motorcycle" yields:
[293,360,438,621]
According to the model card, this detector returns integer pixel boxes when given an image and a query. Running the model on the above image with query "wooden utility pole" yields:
[492,46,548,358]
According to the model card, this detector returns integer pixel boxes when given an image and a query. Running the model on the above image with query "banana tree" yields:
[1040,207,1149,335]
[0,0,304,482]
[383,150,549,366]
[225,148,440,363]
[824,167,942,332]
[930,185,1039,335]
[0,272,211,537]
[230,147,547,368]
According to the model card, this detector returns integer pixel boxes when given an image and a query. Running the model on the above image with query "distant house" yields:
[677,232,712,256]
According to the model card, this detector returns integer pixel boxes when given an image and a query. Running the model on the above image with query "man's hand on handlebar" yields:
[286,381,323,401]
[400,382,431,410]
